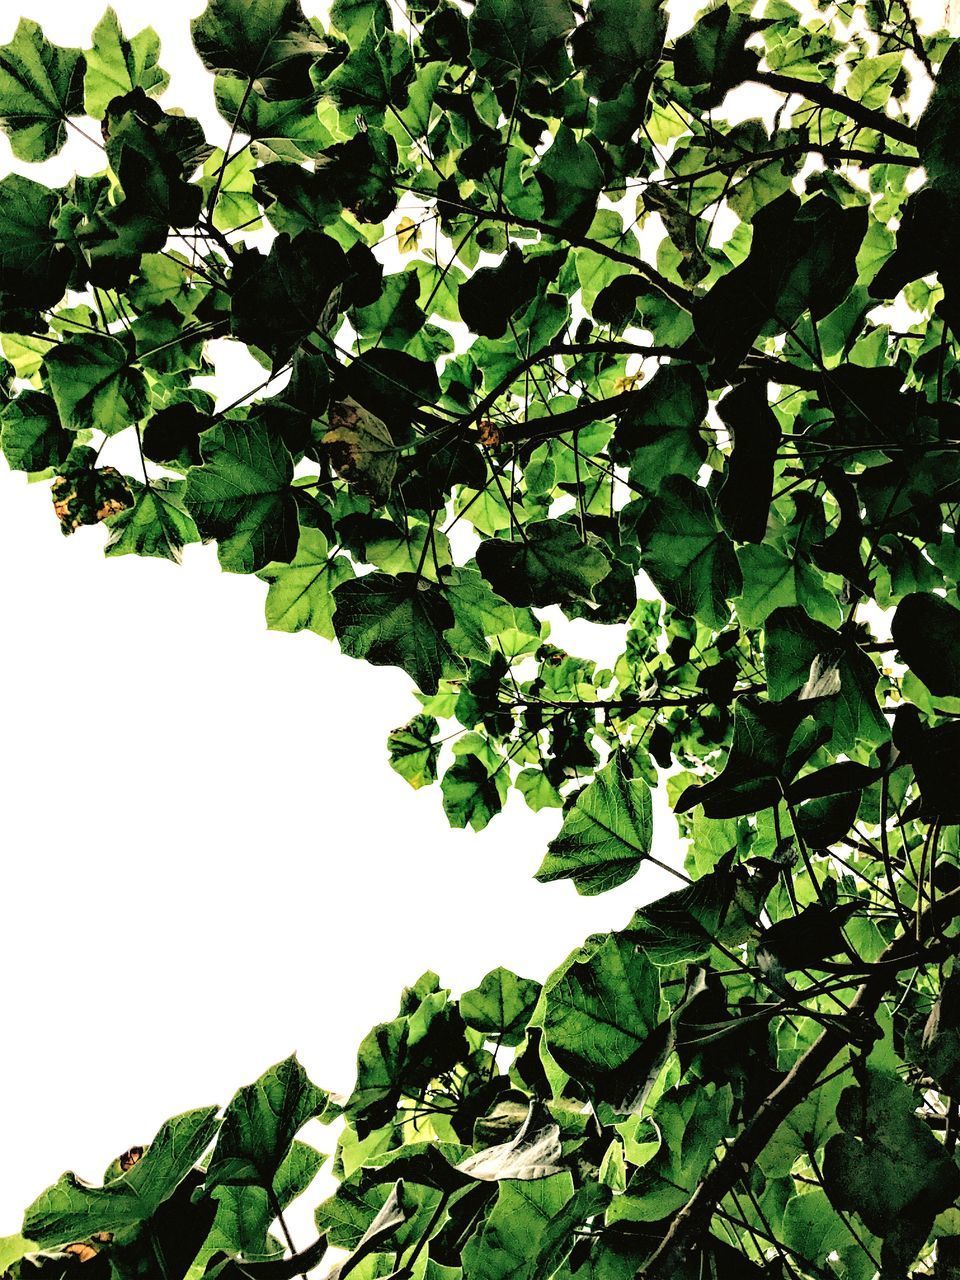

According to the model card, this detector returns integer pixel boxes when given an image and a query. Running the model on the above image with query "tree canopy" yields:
[3,0,960,1276]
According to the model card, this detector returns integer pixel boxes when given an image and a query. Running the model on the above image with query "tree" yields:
[2,0,960,1274]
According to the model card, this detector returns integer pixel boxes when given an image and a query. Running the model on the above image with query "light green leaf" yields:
[258,526,355,638]
[535,754,653,895]
[84,8,169,119]
[104,479,200,563]
[23,1108,219,1247]
[0,19,84,162]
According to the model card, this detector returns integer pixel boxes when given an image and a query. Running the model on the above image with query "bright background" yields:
[0,0,949,1244]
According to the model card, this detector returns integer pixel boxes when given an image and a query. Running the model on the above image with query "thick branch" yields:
[638,883,960,1279]
[464,340,691,427]
[750,70,917,147]
[624,141,919,195]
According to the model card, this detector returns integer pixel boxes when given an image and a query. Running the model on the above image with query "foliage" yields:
[4,0,960,1276]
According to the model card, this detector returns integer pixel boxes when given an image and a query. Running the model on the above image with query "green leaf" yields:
[905,970,960,1094]
[200,1141,324,1266]
[230,232,348,369]
[631,475,742,629]
[0,1237,32,1271]
[0,175,73,329]
[734,544,839,629]
[331,0,393,47]
[694,193,867,371]
[23,1107,219,1247]
[207,1056,328,1189]
[258,526,355,638]
[84,8,169,119]
[765,606,889,753]
[846,51,902,108]
[103,89,212,231]
[537,126,604,238]
[104,479,200,563]
[443,566,539,663]
[611,364,708,487]
[475,519,611,608]
[184,420,299,573]
[387,713,440,790]
[213,76,329,161]
[441,751,508,831]
[461,967,541,1046]
[823,1069,960,1272]
[467,0,575,86]
[610,1085,732,1222]
[542,932,661,1085]
[676,696,814,818]
[323,398,397,506]
[672,5,763,102]
[535,754,653,895]
[0,391,72,474]
[324,24,413,121]
[570,0,665,96]
[782,1187,877,1276]
[201,147,261,233]
[332,572,456,694]
[43,334,148,436]
[715,376,779,544]
[917,42,960,204]
[0,19,84,162]
[461,1175,574,1280]
[191,0,325,98]
[457,245,558,340]
[623,855,771,965]
[892,590,960,697]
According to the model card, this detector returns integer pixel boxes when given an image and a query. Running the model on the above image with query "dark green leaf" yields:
[333,572,456,693]
[184,420,298,573]
[207,1057,327,1189]
[892,590,960,697]
[475,519,610,608]
[43,334,148,436]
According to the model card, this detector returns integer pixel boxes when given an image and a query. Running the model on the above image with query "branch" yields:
[395,183,694,311]
[463,340,692,428]
[645,141,918,190]
[475,389,649,444]
[638,882,960,1279]
[750,70,917,147]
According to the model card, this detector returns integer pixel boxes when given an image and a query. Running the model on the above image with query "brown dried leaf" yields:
[477,419,501,448]
[65,1243,99,1262]
[323,397,396,506]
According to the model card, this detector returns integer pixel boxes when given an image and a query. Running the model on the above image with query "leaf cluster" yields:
[5,0,960,1275]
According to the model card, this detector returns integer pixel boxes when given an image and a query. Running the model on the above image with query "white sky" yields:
[0,0,680,1239]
